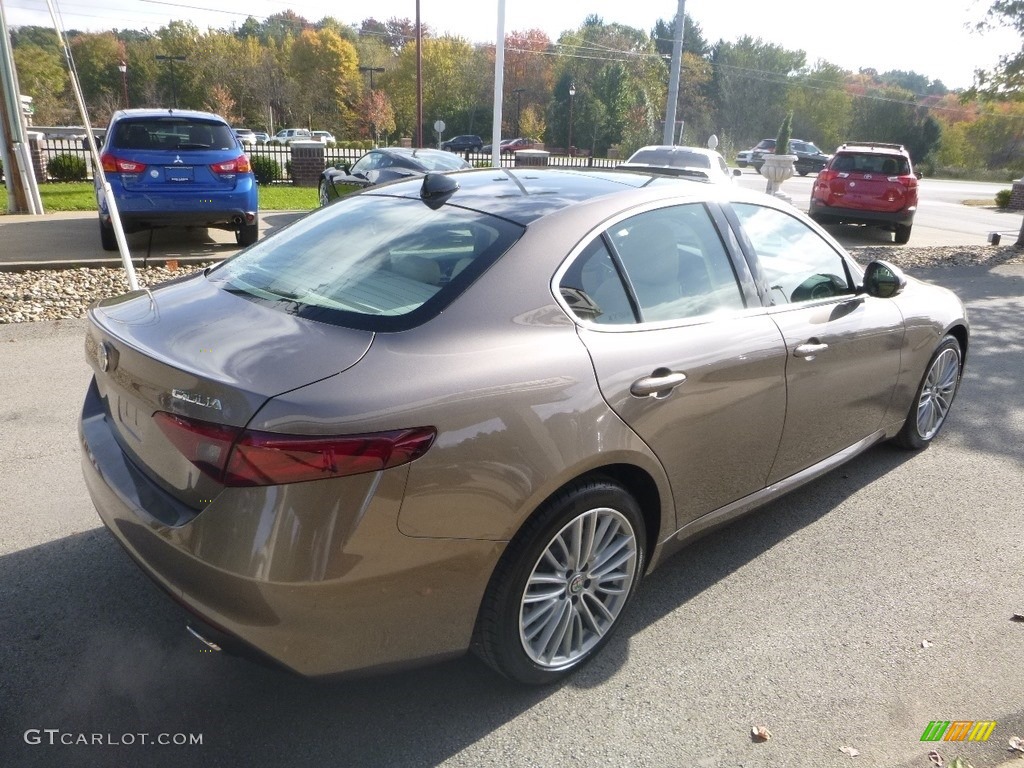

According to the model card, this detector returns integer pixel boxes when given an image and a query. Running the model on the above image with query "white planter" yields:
[759,153,797,199]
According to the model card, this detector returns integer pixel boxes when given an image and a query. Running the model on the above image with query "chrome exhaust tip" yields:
[186,623,222,652]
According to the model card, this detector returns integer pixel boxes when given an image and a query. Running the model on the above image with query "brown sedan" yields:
[80,168,967,684]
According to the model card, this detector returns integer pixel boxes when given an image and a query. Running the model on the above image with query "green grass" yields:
[0,181,317,213]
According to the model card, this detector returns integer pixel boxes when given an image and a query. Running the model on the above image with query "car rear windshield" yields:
[112,117,236,151]
[832,153,910,175]
[207,193,525,332]
[628,149,711,169]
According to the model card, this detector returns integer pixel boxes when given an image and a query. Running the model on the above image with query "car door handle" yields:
[630,370,687,398]
[794,342,829,359]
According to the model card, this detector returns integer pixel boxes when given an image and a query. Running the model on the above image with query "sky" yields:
[3,0,1020,90]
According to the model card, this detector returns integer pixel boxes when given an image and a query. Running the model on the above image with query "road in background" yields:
[1,265,1022,768]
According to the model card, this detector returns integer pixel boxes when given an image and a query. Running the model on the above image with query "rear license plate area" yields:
[164,166,194,182]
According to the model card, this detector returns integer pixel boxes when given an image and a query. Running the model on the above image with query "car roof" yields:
[363,166,764,226]
[109,108,228,124]
[835,141,910,156]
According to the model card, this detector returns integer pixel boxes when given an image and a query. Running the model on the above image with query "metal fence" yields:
[33,139,622,184]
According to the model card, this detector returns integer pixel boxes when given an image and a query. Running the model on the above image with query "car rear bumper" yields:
[103,209,258,232]
[808,201,916,227]
[79,379,503,677]
[98,178,258,232]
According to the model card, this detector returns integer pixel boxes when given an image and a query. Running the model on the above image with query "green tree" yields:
[973,1,1024,93]
[12,43,71,125]
[786,61,852,151]
[289,28,361,134]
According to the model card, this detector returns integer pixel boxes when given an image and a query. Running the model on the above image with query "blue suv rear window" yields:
[112,118,236,151]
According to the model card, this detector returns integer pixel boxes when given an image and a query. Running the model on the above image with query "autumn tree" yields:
[288,28,360,134]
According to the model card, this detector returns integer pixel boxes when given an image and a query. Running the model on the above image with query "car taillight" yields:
[897,174,917,189]
[101,153,146,173]
[210,155,251,175]
[154,411,435,487]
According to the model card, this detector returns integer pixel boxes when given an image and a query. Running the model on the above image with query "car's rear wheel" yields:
[893,335,962,450]
[894,223,912,244]
[99,219,117,251]
[473,478,646,685]
[235,217,258,247]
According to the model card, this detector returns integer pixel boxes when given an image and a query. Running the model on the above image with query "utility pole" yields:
[155,54,186,108]
[663,0,685,146]
[0,0,43,214]
[415,0,423,147]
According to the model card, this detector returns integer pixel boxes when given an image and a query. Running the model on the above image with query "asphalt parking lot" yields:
[0,259,1022,767]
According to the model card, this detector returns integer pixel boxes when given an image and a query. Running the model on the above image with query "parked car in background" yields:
[809,142,919,244]
[80,166,968,685]
[271,128,312,144]
[233,127,257,146]
[312,131,336,144]
[317,147,472,205]
[441,134,484,153]
[617,145,740,184]
[750,138,831,175]
[95,108,259,250]
[481,137,537,154]
[253,131,270,145]
[736,149,752,168]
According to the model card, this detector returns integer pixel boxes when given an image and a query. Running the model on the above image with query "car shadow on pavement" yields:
[1,444,913,768]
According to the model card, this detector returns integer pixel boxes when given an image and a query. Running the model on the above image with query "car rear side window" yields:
[560,203,746,325]
[113,118,236,151]
[208,195,524,332]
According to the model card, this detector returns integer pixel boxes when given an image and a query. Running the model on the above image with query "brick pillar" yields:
[288,141,325,187]
[1009,179,1024,211]
[28,135,47,184]
[515,149,549,168]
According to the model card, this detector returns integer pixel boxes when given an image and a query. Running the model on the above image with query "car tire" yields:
[892,336,962,450]
[752,163,763,174]
[318,180,331,207]
[473,477,646,685]
[737,161,748,168]
[100,219,117,251]
[894,223,912,244]
[798,170,809,176]
[235,217,258,247]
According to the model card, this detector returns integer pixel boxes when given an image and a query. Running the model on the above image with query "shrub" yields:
[48,153,88,181]
[775,111,792,157]
[250,155,281,185]
[996,188,1012,208]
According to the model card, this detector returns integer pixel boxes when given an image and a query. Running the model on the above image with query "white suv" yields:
[272,128,312,145]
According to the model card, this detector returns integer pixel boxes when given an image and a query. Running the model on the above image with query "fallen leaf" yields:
[839,745,860,757]
[751,725,772,742]
[1012,614,1024,622]
[1009,736,1024,752]
[921,639,933,648]
[949,758,975,768]
[928,750,943,767]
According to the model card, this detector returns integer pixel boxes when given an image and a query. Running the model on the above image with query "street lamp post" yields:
[155,54,186,108]
[117,60,128,108]
[513,88,525,138]
[359,66,384,90]
[567,82,576,157]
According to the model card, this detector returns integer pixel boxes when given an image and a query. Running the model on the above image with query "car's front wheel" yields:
[893,335,962,450]
[473,477,646,685]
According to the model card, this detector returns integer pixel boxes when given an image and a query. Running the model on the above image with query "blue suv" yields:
[96,109,259,250]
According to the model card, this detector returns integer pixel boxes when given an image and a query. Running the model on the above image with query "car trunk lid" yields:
[85,272,373,508]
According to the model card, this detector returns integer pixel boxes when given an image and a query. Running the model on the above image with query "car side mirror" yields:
[336,163,350,173]
[862,259,907,298]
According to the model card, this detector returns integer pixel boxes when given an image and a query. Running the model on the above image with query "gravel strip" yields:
[1,245,1023,325]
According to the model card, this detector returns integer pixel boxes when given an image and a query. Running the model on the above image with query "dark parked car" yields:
[95,108,259,250]
[481,137,537,154]
[81,168,966,685]
[440,134,483,152]
[751,138,832,176]
[809,142,919,244]
[318,147,472,205]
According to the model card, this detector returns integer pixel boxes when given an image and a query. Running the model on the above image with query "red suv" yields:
[809,142,918,244]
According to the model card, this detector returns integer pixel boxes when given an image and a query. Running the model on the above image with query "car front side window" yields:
[732,203,853,305]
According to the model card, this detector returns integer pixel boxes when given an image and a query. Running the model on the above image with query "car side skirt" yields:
[654,429,886,560]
